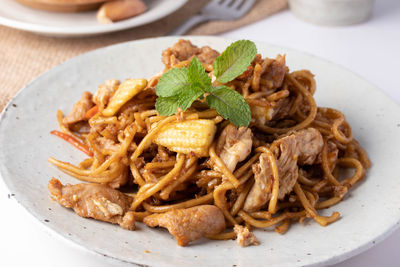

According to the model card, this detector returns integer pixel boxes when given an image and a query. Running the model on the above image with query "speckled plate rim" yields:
[1,36,400,267]
[0,0,187,37]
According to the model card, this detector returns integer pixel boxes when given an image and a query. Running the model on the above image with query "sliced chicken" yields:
[92,79,119,106]
[162,39,199,67]
[234,225,259,247]
[244,128,323,212]
[196,46,220,64]
[270,95,294,121]
[251,55,289,124]
[294,128,324,165]
[250,96,293,126]
[216,125,253,172]
[244,135,298,211]
[251,104,275,125]
[162,39,219,67]
[273,134,299,199]
[63,92,94,126]
[263,54,286,90]
[243,152,274,212]
[143,205,225,246]
[48,178,135,230]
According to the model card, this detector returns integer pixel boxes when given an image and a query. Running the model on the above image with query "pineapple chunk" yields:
[154,119,216,157]
[103,78,147,116]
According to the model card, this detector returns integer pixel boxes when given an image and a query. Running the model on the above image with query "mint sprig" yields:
[206,86,251,127]
[155,95,180,116]
[155,40,256,127]
[156,68,189,97]
[213,40,257,83]
[187,57,212,89]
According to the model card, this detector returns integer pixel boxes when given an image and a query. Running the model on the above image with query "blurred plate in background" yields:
[0,0,187,37]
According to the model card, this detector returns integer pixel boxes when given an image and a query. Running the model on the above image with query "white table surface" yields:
[1,0,400,266]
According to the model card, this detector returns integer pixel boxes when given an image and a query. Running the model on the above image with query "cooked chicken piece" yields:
[196,46,220,64]
[63,92,94,126]
[270,95,294,121]
[243,153,274,212]
[273,134,299,199]
[162,39,199,66]
[216,125,253,172]
[48,178,135,230]
[263,54,286,90]
[251,96,294,126]
[255,61,291,123]
[244,135,298,212]
[234,225,259,247]
[244,128,323,212]
[294,128,324,165]
[250,104,274,125]
[251,56,288,124]
[162,40,220,67]
[92,79,119,106]
[143,205,225,246]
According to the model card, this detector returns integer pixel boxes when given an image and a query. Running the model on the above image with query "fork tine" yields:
[223,0,236,8]
[238,0,255,11]
[232,0,245,9]
[170,0,254,35]
[207,0,223,9]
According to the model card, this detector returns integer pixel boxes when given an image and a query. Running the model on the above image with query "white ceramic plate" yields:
[1,36,400,267]
[0,0,187,37]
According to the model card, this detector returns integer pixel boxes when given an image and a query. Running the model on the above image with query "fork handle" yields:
[168,15,209,36]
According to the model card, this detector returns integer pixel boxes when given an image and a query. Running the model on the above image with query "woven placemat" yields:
[0,0,287,111]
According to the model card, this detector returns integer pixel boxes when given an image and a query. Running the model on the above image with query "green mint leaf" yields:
[176,85,204,111]
[187,56,212,91]
[155,96,180,116]
[206,86,251,127]
[156,85,204,116]
[155,68,189,97]
[213,40,257,84]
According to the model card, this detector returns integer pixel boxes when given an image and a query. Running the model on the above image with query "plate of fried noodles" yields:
[1,36,400,267]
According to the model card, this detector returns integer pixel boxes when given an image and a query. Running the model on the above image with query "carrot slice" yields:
[84,105,98,119]
[51,130,93,157]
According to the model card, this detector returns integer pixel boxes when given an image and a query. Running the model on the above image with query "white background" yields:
[1,0,400,266]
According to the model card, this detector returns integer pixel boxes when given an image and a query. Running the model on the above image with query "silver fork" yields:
[169,0,256,36]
